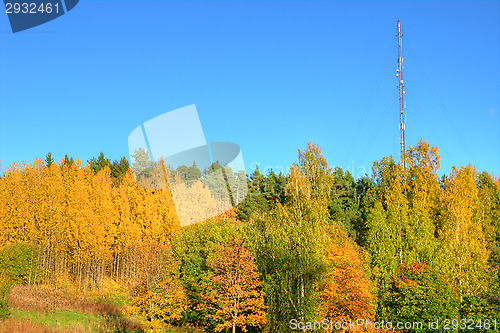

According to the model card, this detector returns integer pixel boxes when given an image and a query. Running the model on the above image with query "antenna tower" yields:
[396,20,406,168]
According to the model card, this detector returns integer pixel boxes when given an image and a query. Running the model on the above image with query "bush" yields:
[383,262,459,331]
[0,277,11,320]
[460,296,500,333]
[0,243,40,285]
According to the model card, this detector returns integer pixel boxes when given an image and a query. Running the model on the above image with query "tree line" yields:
[0,139,499,332]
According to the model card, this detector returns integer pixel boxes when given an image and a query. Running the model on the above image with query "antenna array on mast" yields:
[396,20,406,168]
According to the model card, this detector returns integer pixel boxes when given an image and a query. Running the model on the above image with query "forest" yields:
[0,139,499,333]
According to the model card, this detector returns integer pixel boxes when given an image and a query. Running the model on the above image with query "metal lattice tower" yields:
[397,20,406,168]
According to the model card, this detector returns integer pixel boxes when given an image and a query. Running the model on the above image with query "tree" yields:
[403,139,440,265]
[62,154,74,166]
[0,243,40,285]
[263,169,287,208]
[126,244,188,332]
[202,162,231,203]
[477,172,500,319]
[207,240,267,333]
[173,162,201,186]
[317,244,374,329]
[296,142,332,200]
[110,157,130,184]
[250,143,340,332]
[328,167,361,241]
[131,148,154,176]
[237,167,270,221]
[172,219,249,330]
[88,151,111,175]
[0,157,181,292]
[365,156,408,318]
[438,165,490,302]
[385,262,458,331]
[44,152,55,168]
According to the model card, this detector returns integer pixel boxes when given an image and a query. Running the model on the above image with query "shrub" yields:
[383,262,459,331]
[0,243,40,285]
[0,277,11,320]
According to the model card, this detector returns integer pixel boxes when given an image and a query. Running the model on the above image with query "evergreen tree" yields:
[237,167,269,221]
[328,167,361,241]
[110,157,130,179]
[44,152,55,168]
[88,151,111,174]
[62,154,74,166]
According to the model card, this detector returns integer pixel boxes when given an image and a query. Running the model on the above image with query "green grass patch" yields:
[10,308,99,331]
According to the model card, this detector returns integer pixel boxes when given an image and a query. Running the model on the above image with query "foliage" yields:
[126,243,188,332]
[130,148,154,176]
[88,151,111,175]
[44,152,54,168]
[438,165,490,302]
[317,244,374,328]
[0,243,40,285]
[0,159,180,291]
[2,141,500,332]
[328,167,361,241]
[384,262,458,330]
[0,277,11,320]
[237,167,272,221]
[249,143,341,332]
[206,240,267,333]
[171,219,248,330]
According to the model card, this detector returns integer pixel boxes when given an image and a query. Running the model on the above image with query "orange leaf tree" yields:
[317,244,374,331]
[207,240,267,333]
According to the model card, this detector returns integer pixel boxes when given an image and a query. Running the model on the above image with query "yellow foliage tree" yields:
[438,165,490,302]
[0,158,181,291]
[126,244,187,332]
[317,244,374,332]
[207,241,267,333]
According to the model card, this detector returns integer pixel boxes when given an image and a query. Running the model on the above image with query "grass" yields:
[0,284,203,333]
[8,308,100,332]
[0,284,143,333]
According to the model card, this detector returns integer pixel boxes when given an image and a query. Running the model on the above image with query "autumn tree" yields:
[403,139,440,265]
[171,219,248,330]
[438,165,490,302]
[365,156,408,318]
[364,141,444,318]
[250,142,343,332]
[294,142,333,203]
[126,243,188,332]
[317,244,374,331]
[0,157,180,292]
[207,240,267,333]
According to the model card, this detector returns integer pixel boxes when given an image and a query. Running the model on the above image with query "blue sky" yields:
[0,0,499,179]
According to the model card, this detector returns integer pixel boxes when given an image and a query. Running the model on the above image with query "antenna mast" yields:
[396,20,406,168]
